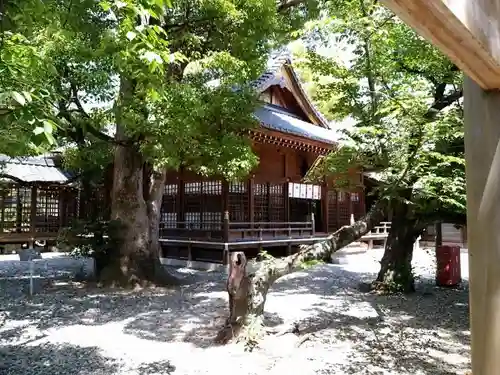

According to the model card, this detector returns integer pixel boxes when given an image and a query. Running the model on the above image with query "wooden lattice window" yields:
[328,190,338,232]
[18,187,31,233]
[202,181,222,229]
[253,183,269,222]
[202,212,222,230]
[184,182,202,228]
[161,183,178,229]
[1,186,17,232]
[185,212,201,229]
[338,191,350,227]
[351,190,365,220]
[184,181,222,229]
[0,185,31,233]
[269,183,285,222]
[228,182,248,222]
[36,188,60,232]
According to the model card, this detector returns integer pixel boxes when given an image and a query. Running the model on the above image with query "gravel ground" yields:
[0,248,470,375]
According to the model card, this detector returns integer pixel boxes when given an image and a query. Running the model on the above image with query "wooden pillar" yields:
[248,178,254,224]
[222,180,229,223]
[464,77,500,375]
[15,186,22,233]
[322,182,328,233]
[284,181,290,223]
[177,174,185,228]
[434,222,442,247]
[266,182,271,222]
[29,186,37,247]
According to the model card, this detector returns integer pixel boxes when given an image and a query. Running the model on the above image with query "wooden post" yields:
[266,182,271,222]
[59,188,66,229]
[463,77,500,375]
[222,180,229,226]
[284,181,290,223]
[177,175,185,229]
[322,182,329,233]
[310,212,315,237]
[29,186,37,248]
[223,210,229,243]
[435,221,443,247]
[248,178,254,225]
[15,186,22,233]
[222,211,230,265]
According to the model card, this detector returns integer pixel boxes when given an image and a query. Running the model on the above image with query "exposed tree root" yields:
[97,258,184,288]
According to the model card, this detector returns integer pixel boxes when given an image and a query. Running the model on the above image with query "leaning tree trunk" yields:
[215,200,388,344]
[373,201,424,294]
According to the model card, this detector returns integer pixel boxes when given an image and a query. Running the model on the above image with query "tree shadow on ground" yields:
[0,272,283,349]
[0,342,125,375]
[1,262,470,374]
[267,263,470,374]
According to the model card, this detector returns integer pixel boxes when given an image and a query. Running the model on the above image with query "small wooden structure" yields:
[0,154,78,251]
[159,53,366,263]
[360,222,391,250]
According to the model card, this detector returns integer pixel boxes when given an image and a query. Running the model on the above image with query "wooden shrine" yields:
[159,53,366,263]
[0,154,79,252]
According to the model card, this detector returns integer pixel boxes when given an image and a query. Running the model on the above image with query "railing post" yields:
[311,212,315,237]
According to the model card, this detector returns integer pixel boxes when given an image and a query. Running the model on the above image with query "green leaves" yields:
[294,0,465,218]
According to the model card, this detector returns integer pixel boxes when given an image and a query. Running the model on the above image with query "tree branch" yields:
[68,83,129,146]
[252,199,387,286]
[277,0,307,12]
[424,87,463,120]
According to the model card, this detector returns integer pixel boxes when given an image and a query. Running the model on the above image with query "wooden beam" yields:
[463,77,500,375]
[381,0,500,89]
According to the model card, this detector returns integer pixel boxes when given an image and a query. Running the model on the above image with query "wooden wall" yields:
[251,142,319,183]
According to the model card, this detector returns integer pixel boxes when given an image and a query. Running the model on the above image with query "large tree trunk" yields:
[215,199,387,344]
[100,133,181,286]
[98,75,182,287]
[373,201,424,293]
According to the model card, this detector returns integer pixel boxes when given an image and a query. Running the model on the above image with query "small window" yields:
[351,192,360,202]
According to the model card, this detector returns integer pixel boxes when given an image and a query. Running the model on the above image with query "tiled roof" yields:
[255,105,341,145]
[0,154,73,183]
[250,49,331,129]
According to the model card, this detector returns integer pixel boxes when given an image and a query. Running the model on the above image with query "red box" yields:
[436,245,461,287]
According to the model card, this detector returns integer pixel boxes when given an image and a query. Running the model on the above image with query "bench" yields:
[360,222,391,250]
[360,222,421,251]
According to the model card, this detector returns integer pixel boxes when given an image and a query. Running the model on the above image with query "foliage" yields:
[293,0,465,222]
[1,0,319,180]
[58,219,125,274]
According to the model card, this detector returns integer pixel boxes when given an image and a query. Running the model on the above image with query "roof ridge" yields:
[251,49,331,129]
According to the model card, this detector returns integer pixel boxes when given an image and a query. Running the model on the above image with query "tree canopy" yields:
[293,0,465,223]
[1,0,319,179]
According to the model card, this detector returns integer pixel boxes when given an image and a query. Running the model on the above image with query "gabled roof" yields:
[0,154,73,184]
[250,50,331,129]
[255,104,340,145]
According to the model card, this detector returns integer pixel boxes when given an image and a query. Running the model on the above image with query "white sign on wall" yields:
[288,183,322,200]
